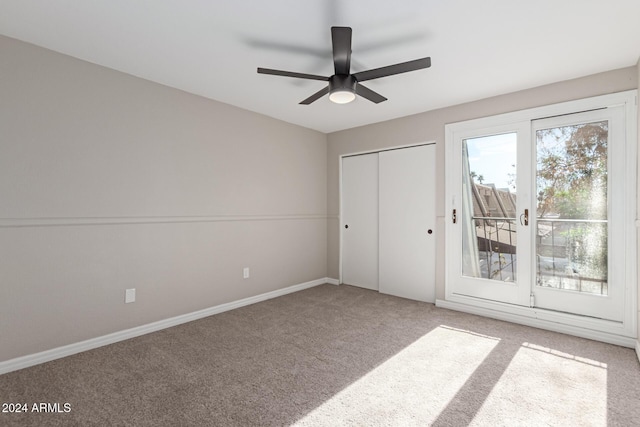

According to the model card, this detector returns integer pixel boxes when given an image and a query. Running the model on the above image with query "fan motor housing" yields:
[329,74,357,94]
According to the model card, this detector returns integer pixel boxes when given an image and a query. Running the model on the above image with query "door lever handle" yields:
[520,209,529,226]
[452,209,457,224]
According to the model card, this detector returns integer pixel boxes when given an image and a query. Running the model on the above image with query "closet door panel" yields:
[341,153,379,290]
[379,145,435,302]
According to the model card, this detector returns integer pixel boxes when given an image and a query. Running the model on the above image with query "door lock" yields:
[520,209,529,226]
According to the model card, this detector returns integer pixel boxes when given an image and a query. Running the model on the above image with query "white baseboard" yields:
[0,278,333,375]
[326,277,340,285]
[436,299,637,348]
[636,341,640,365]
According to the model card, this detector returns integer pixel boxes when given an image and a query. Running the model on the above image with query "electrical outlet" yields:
[125,288,136,303]
[243,267,250,279]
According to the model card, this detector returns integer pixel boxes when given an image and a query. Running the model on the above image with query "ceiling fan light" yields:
[328,74,357,104]
[329,90,356,104]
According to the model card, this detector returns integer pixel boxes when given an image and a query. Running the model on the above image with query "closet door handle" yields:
[345,224,349,229]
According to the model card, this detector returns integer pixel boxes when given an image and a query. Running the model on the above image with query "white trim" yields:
[0,214,328,228]
[436,298,636,348]
[636,341,640,364]
[340,141,436,159]
[0,278,332,375]
[326,278,340,285]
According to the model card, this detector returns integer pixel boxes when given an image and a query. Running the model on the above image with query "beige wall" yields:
[327,66,638,300]
[0,36,328,362]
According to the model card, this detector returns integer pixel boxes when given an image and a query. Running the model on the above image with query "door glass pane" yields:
[462,133,518,282]
[535,121,608,295]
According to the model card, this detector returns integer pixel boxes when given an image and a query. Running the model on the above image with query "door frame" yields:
[443,90,637,345]
[339,142,436,286]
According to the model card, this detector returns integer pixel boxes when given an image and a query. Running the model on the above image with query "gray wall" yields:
[0,36,328,362]
[327,66,638,300]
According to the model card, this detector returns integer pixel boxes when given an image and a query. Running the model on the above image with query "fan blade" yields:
[257,68,328,81]
[353,57,431,82]
[355,84,387,104]
[331,27,352,75]
[300,86,330,104]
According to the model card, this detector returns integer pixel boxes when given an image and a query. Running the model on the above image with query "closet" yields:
[341,144,436,302]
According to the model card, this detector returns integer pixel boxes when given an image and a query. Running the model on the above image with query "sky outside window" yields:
[465,133,517,191]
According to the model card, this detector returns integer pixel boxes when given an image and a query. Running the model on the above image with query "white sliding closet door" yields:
[341,153,379,290]
[379,145,436,302]
[341,144,436,301]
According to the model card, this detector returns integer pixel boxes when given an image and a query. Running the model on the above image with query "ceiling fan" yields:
[257,27,431,105]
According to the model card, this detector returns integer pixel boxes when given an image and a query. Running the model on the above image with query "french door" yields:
[531,108,626,321]
[447,122,532,307]
[446,94,634,323]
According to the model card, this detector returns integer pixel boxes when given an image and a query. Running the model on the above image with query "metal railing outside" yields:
[472,216,517,281]
[471,216,608,295]
[536,218,608,295]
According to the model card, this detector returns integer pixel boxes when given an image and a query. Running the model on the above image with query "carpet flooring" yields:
[1,284,639,426]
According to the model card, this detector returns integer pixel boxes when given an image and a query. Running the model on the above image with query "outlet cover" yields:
[243,267,250,279]
[125,288,136,303]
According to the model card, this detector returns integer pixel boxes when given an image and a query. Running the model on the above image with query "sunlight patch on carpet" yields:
[469,342,607,426]
[294,325,499,426]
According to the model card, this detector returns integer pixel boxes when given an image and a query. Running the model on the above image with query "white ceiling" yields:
[1,0,639,133]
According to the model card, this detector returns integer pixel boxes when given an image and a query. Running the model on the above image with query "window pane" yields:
[462,133,518,282]
[535,121,608,295]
